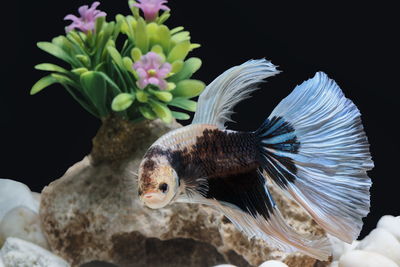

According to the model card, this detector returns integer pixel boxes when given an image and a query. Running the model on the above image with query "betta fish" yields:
[137,59,373,260]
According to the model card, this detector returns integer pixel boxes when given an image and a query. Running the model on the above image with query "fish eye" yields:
[159,183,169,194]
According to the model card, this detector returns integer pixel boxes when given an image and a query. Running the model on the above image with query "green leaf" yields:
[168,97,197,112]
[138,105,157,120]
[151,44,164,55]
[95,22,116,62]
[112,93,135,111]
[67,31,85,49]
[113,17,123,40]
[190,43,201,50]
[171,111,190,120]
[158,11,171,24]
[148,99,173,123]
[170,26,184,35]
[136,90,148,103]
[51,73,79,87]
[131,47,142,62]
[80,71,108,117]
[62,84,99,118]
[167,40,191,63]
[30,75,57,95]
[125,16,137,38]
[95,16,105,33]
[169,57,202,82]
[123,57,134,72]
[135,18,149,53]
[171,80,205,98]
[148,89,173,102]
[96,72,122,95]
[71,67,89,75]
[107,46,123,68]
[171,31,190,43]
[37,42,75,65]
[146,23,159,37]
[156,25,171,53]
[128,0,140,18]
[75,55,91,67]
[35,63,68,73]
[171,60,184,74]
[52,36,73,53]
[167,82,176,91]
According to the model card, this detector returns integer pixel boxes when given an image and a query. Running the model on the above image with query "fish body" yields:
[139,125,260,206]
[137,60,373,260]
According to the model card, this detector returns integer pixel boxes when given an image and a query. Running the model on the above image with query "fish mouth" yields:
[141,191,168,209]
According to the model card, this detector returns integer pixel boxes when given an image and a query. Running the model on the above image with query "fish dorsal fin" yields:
[192,59,280,129]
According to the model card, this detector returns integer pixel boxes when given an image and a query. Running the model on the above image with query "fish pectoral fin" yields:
[179,170,331,260]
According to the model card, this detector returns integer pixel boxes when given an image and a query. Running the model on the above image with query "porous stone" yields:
[377,215,400,241]
[0,206,48,249]
[0,237,69,267]
[39,117,327,267]
[356,228,400,265]
[338,250,398,267]
[259,260,288,267]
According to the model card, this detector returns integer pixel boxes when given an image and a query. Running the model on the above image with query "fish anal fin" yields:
[185,170,331,260]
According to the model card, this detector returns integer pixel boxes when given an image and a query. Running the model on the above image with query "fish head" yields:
[138,154,179,209]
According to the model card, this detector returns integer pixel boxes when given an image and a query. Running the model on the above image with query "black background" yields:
[1,1,399,239]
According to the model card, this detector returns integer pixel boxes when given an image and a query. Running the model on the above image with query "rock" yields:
[356,228,400,265]
[259,260,288,267]
[39,117,327,267]
[0,257,4,267]
[0,237,69,267]
[0,206,49,249]
[329,261,338,267]
[0,179,39,221]
[328,235,359,261]
[377,215,400,241]
[213,265,237,267]
[339,250,398,267]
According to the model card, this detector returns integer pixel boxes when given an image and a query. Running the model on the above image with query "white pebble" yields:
[329,261,339,267]
[259,260,288,267]
[0,237,69,267]
[0,256,4,267]
[0,179,39,221]
[377,215,400,241]
[356,228,400,265]
[0,206,48,249]
[339,250,398,267]
[328,234,359,261]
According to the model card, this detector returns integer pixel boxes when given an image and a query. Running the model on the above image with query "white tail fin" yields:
[255,72,373,242]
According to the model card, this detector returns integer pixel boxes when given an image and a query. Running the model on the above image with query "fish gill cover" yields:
[31,0,205,124]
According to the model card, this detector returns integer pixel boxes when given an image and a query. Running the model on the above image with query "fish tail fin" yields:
[255,72,373,243]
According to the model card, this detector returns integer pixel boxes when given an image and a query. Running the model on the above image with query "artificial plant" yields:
[31,0,204,124]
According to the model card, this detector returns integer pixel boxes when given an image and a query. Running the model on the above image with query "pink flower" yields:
[133,52,172,90]
[64,2,107,33]
[133,0,170,21]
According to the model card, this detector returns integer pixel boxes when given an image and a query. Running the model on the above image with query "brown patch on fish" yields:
[169,128,260,180]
